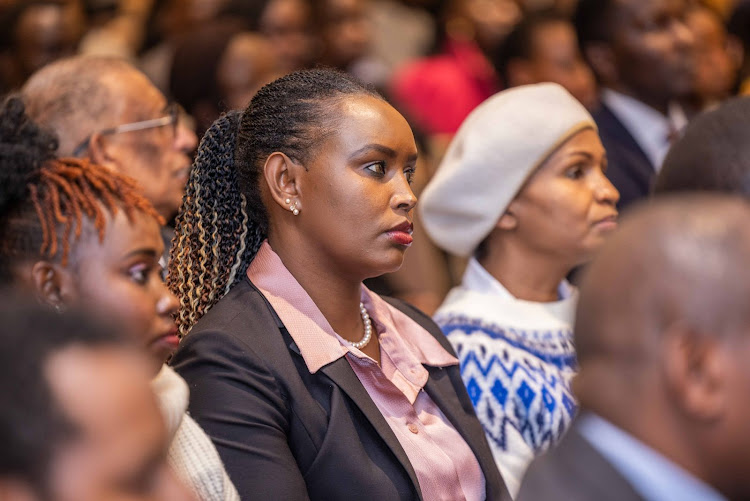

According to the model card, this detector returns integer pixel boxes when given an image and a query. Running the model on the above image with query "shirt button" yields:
[408,423,419,434]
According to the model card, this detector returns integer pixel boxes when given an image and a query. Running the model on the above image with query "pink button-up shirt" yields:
[247,241,486,501]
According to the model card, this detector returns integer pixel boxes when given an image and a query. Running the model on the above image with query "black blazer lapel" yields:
[246,279,424,498]
[320,359,423,500]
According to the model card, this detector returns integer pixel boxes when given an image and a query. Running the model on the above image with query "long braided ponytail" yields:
[168,69,382,337]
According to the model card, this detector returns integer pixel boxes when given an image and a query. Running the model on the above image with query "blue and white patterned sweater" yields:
[434,259,578,498]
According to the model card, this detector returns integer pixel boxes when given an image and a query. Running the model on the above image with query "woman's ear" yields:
[30,261,76,312]
[498,202,519,231]
[262,152,303,215]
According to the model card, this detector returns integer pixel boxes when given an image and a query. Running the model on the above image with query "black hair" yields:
[654,96,750,196]
[574,0,617,54]
[0,296,128,494]
[728,1,750,85]
[169,20,245,135]
[493,9,570,85]
[168,68,382,336]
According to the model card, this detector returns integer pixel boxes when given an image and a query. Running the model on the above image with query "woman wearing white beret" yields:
[419,83,619,497]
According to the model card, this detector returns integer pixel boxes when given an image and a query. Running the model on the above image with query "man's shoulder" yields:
[517,424,644,501]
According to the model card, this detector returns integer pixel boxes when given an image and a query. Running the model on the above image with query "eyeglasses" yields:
[72,103,180,157]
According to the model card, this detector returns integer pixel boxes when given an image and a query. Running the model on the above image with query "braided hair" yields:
[0,96,163,281]
[168,68,382,336]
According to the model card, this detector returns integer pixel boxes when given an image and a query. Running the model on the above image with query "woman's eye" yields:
[565,165,585,180]
[128,266,150,285]
[365,162,386,176]
[405,167,416,185]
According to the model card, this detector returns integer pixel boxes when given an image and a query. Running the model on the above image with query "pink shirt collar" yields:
[246,241,457,376]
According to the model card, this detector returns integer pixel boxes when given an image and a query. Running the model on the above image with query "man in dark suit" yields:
[575,0,695,211]
[518,195,750,501]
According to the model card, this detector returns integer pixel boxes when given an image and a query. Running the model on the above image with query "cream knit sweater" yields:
[152,365,240,501]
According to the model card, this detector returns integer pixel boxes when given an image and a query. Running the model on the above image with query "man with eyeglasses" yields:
[21,56,198,224]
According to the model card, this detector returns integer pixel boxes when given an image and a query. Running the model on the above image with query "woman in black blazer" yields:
[167,69,510,501]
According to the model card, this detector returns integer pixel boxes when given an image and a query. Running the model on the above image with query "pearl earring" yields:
[289,201,300,216]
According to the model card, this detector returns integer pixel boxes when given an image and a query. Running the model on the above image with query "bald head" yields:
[577,195,750,369]
[574,194,750,501]
[22,55,197,219]
[22,56,158,156]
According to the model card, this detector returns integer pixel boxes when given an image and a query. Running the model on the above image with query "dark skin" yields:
[17,210,179,375]
[573,196,750,501]
[481,129,618,302]
[586,0,695,114]
[13,3,83,82]
[506,21,598,109]
[264,95,418,365]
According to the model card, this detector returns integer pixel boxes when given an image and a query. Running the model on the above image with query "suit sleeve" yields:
[170,328,310,501]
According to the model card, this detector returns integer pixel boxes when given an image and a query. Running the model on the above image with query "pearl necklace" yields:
[347,302,373,350]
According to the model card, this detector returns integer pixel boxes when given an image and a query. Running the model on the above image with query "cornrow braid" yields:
[0,96,163,281]
[168,68,382,337]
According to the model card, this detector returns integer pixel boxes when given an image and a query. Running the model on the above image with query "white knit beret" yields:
[418,83,596,257]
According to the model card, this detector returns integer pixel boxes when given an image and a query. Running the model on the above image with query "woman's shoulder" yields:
[173,279,294,378]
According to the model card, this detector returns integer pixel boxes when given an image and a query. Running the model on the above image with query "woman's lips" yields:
[387,231,414,246]
[593,214,618,231]
[150,327,180,352]
[387,222,414,246]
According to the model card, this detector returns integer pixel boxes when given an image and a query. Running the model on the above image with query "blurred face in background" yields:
[447,0,522,54]
[12,2,84,81]
[316,0,372,69]
[260,0,317,72]
[507,20,599,109]
[605,0,695,107]
[218,33,280,110]
[686,5,740,104]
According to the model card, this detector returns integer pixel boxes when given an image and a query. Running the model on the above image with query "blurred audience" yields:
[4,2,750,499]
[682,2,741,117]
[493,9,598,109]
[169,21,279,136]
[256,0,316,73]
[0,299,196,501]
[0,96,238,500]
[0,0,84,93]
[419,83,619,496]
[518,194,750,501]
[727,0,750,94]
[217,32,280,109]
[139,0,236,92]
[369,0,435,75]
[311,0,389,87]
[22,56,197,226]
[391,0,520,141]
[575,0,695,211]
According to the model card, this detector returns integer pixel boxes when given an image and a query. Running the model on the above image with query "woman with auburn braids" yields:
[167,69,510,500]
[0,97,238,501]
